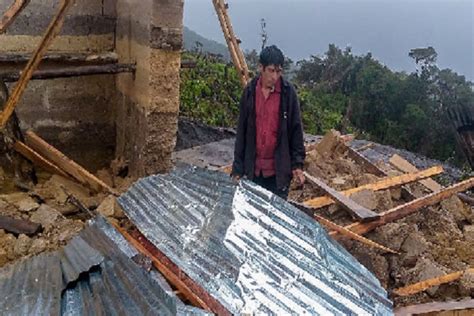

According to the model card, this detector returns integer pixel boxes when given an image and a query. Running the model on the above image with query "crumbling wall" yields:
[115,0,183,177]
[0,1,117,171]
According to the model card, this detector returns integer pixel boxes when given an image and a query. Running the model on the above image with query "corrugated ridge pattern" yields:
[118,166,393,315]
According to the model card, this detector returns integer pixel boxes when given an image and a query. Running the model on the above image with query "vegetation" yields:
[180,45,474,167]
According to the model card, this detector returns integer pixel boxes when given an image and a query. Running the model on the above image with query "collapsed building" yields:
[0,1,473,315]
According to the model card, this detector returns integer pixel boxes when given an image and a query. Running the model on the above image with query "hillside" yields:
[183,27,230,61]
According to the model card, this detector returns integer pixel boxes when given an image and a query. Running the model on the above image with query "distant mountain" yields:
[183,27,230,61]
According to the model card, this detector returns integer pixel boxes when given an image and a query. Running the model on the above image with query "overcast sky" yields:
[184,0,474,81]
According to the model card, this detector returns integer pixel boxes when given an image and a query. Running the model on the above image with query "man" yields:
[231,45,305,199]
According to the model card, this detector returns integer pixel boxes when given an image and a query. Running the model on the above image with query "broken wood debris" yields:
[1,64,136,82]
[304,171,380,221]
[394,298,474,316]
[25,130,117,195]
[0,0,30,34]
[303,166,443,209]
[331,176,474,237]
[389,154,443,192]
[112,223,231,315]
[314,214,398,254]
[0,0,75,128]
[0,214,41,236]
[13,140,70,179]
[393,268,474,296]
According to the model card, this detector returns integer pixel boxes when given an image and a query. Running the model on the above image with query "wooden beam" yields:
[0,52,118,64]
[458,193,474,206]
[0,0,75,128]
[0,64,136,82]
[394,299,474,315]
[112,223,231,315]
[13,140,70,179]
[304,172,380,221]
[24,130,117,195]
[389,154,443,192]
[0,214,41,235]
[0,0,30,34]
[393,268,474,296]
[315,214,398,254]
[331,176,474,237]
[304,166,444,209]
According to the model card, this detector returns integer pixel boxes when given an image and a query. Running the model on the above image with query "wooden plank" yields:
[13,140,70,179]
[304,172,380,221]
[458,193,474,206]
[345,144,387,177]
[331,176,474,237]
[394,299,474,316]
[0,0,30,34]
[24,130,117,195]
[1,64,136,82]
[0,0,74,128]
[389,154,443,192]
[304,166,444,209]
[0,52,118,64]
[314,214,398,254]
[393,268,474,296]
[0,214,41,235]
[112,223,231,315]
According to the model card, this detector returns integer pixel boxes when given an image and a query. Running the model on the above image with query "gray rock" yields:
[350,189,378,210]
[14,234,32,256]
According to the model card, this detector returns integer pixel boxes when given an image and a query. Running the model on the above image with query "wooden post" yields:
[0,0,30,34]
[0,0,75,128]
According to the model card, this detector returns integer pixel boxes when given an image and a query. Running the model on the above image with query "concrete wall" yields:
[115,0,183,177]
[0,1,117,171]
[1,0,183,175]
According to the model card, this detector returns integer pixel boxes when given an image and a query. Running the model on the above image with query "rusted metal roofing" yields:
[0,216,209,315]
[118,166,393,315]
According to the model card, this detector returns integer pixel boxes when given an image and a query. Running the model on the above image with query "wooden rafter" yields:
[0,0,30,34]
[0,0,75,128]
[304,166,443,209]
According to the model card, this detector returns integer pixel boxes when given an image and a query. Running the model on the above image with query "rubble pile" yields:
[290,132,474,306]
[0,164,129,268]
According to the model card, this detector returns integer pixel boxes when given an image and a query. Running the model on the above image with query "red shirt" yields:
[255,77,281,177]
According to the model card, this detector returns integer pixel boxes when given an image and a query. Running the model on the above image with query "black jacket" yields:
[231,76,306,189]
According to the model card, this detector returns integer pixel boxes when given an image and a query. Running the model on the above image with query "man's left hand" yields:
[292,168,305,186]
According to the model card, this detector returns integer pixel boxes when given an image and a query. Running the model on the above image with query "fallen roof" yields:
[0,216,208,315]
[118,166,393,315]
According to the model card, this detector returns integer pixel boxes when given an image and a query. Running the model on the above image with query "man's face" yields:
[259,64,282,89]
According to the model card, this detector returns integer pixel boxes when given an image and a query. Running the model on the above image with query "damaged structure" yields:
[1,0,474,315]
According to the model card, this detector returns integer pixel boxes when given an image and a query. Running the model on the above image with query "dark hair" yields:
[259,45,284,67]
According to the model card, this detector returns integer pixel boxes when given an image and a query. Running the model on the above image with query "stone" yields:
[458,270,474,297]
[29,204,62,229]
[357,173,380,186]
[0,229,5,238]
[414,259,446,296]
[96,195,124,218]
[16,197,40,213]
[441,195,473,223]
[0,247,8,267]
[372,223,415,251]
[14,234,32,256]
[350,189,378,210]
[390,187,402,200]
[401,231,429,264]
[315,130,341,157]
[29,238,47,255]
[463,225,474,242]
[375,190,393,211]
[96,169,114,188]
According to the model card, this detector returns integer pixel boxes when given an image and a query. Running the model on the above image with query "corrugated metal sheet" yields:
[118,166,393,315]
[0,252,63,315]
[0,216,209,316]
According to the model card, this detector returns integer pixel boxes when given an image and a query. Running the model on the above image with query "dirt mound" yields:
[289,131,474,307]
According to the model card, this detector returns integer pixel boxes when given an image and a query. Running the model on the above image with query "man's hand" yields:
[231,174,241,183]
[292,168,305,186]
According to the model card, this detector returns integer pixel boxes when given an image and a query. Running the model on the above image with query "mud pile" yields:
[290,132,474,307]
